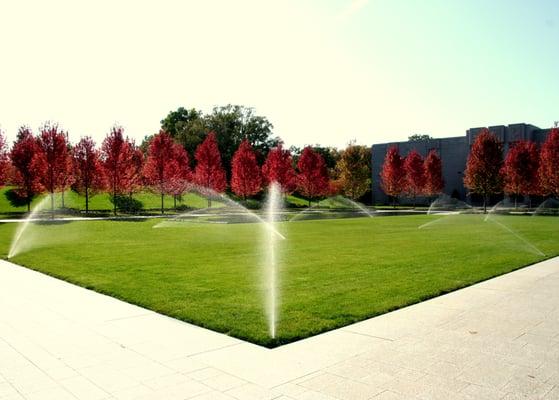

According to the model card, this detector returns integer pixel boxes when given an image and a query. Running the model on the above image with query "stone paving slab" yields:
[1,257,558,399]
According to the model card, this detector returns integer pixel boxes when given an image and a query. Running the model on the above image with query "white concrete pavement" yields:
[1,257,558,400]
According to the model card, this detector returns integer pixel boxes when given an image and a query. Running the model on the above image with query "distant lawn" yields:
[0,187,321,216]
[1,214,557,347]
[0,186,220,215]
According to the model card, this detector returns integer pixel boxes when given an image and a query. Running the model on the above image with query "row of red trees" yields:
[380,148,444,207]
[0,125,333,214]
[463,128,559,211]
[379,127,559,211]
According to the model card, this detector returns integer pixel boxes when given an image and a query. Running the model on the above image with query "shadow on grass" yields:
[4,189,31,208]
[33,220,73,226]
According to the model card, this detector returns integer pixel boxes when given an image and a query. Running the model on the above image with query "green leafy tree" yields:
[408,134,433,142]
[312,146,341,176]
[161,105,279,175]
[161,107,207,157]
[205,105,279,173]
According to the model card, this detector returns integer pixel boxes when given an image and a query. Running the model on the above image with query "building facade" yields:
[371,123,552,205]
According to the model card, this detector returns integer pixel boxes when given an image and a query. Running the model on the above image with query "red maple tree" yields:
[166,142,192,209]
[261,143,296,193]
[231,139,262,200]
[144,131,177,213]
[126,142,145,198]
[501,140,539,207]
[33,123,72,212]
[0,129,9,187]
[404,149,426,208]
[463,129,503,213]
[423,149,444,199]
[59,142,75,208]
[380,146,406,207]
[539,128,559,198]
[101,126,134,215]
[194,132,227,206]
[72,137,106,213]
[10,127,42,211]
[296,147,330,206]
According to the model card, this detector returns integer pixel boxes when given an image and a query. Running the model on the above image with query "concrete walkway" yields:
[0,259,558,400]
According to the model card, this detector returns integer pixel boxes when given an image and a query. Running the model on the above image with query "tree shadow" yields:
[107,217,149,223]
[33,220,73,226]
[4,189,31,208]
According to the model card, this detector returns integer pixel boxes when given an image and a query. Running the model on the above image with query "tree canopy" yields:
[380,146,406,205]
[463,129,503,212]
[336,144,371,201]
[161,105,279,174]
[408,134,433,142]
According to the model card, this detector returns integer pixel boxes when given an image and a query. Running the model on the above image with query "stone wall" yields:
[371,123,552,205]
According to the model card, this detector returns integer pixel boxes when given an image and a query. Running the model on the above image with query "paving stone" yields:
[201,372,246,391]
[1,257,558,399]
[226,383,273,399]
[459,383,508,399]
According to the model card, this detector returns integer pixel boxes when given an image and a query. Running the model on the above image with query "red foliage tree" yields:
[72,137,106,213]
[101,126,134,215]
[539,128,559,198]
[10,127,42,211]
[380,146,406,207]
[60,142,75,208]
[143,131,177,214]
[296,147,330,206]
[501,140,539,207]
[231,139,262,200]
[194,132,226,206]
[33,123,72,212]
[423,149,444,199]
[261,143,296,193]
[126,142,144,198]
[166,143,192,209]
[463,129,503,213]
[0,129,9,187]
[403,149,426,208]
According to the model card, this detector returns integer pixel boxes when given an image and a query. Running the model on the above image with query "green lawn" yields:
[0,186,221,216]
[0,187,319,216]
[1,213,557,347]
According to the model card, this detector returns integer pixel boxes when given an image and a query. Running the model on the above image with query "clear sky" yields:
[1,0,558,148]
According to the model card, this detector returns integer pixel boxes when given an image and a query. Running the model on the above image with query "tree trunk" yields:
[483,194,487,214]
[85,188,89,214]
[50,192,55,219]
[61,191,65,208]
[308,199,311,208]
[174,195,177,210]
[27,197,31,213]
[514,195,517,210]
[208,198,211,208]
[161,192,164,214]
[113,192,117,216]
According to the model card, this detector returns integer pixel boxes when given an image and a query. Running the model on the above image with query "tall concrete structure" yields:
[371,123,552,205]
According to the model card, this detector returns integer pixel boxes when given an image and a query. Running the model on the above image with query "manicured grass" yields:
[1,214,557,347]
[0,186,219,216]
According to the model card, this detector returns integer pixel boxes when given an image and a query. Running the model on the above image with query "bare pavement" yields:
[0,257,558,400]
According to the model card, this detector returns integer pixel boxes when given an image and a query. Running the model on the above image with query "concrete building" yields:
[371,123,552,205]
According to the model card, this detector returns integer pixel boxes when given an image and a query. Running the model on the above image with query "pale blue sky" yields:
[0,0,558,148]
